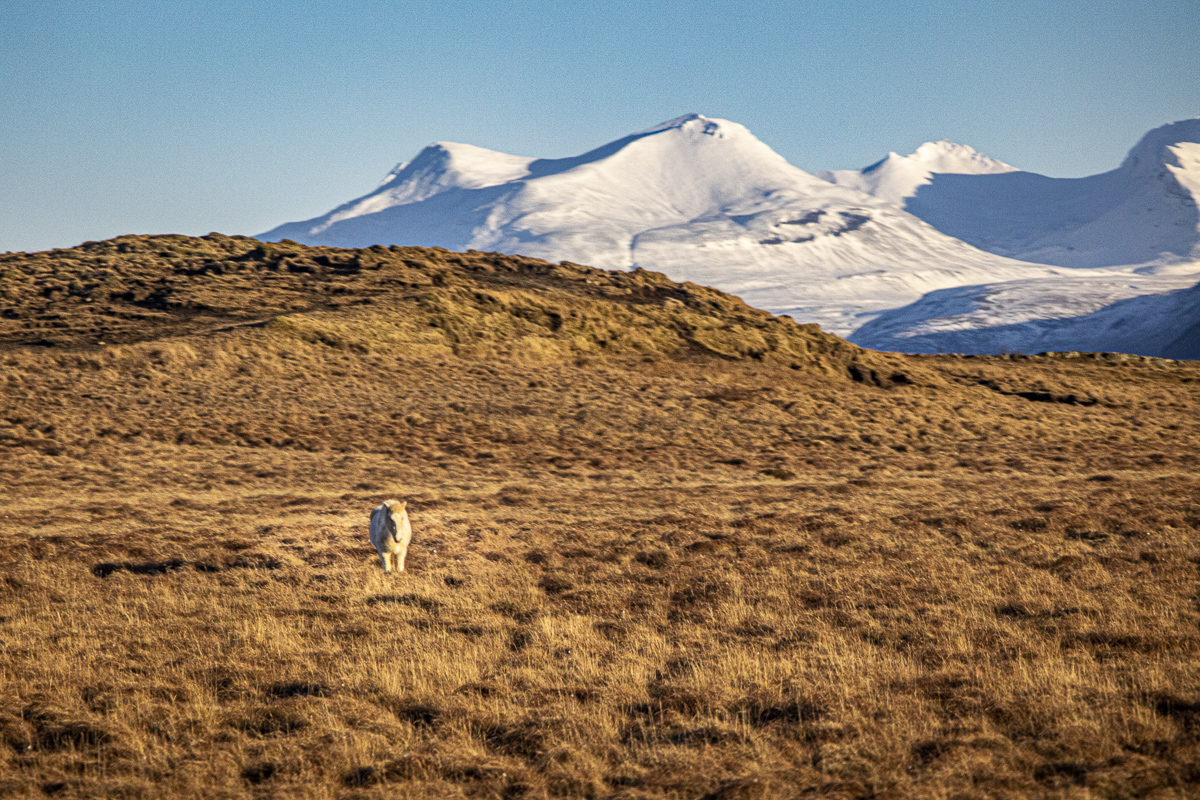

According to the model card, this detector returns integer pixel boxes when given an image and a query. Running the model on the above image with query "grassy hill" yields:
[1,234,1198,798]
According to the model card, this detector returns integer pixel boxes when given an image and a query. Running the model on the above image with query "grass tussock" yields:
[0,235,1198,798]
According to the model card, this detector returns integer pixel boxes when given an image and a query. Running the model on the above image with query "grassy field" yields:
[1,235,1198,798]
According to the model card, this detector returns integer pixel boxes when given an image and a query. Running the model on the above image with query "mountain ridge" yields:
[2,232,919,382]
[258,115,1200,357]
[816,140,1018,206]
[260,114,1056,337]
[831,118,1200,269]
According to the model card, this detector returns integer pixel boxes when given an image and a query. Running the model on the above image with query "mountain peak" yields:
[818,139,1016,206]
[890,116,1200,269]
[909,140,1016,173]
[639,112,706,132]
[1119,117,1200,178]
[385,141,535,190]
[635,113,733,138]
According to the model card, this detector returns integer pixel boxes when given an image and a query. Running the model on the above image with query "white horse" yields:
[368,500,413,573]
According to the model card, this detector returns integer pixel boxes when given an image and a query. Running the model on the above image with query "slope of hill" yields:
[2,236,1199,798]
[0,232,895,379]
[260,114,1056,336]
[828,119,1200,269]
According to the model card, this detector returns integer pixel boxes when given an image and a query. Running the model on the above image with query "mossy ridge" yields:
[0,233,907,383]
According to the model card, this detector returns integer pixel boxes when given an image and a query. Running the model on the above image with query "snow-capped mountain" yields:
[815,141,1018,207]
[821,119,1200,357]
[824,119,1200,269]
[259,114,1200,357]
[260,114,1056,335]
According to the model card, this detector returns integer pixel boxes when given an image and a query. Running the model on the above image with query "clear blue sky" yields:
[2,0,1197,253]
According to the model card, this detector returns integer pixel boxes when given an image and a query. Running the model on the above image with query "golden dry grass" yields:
[1,235,1198,798]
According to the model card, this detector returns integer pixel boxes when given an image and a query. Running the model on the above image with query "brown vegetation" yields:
[0,235,1198,798]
